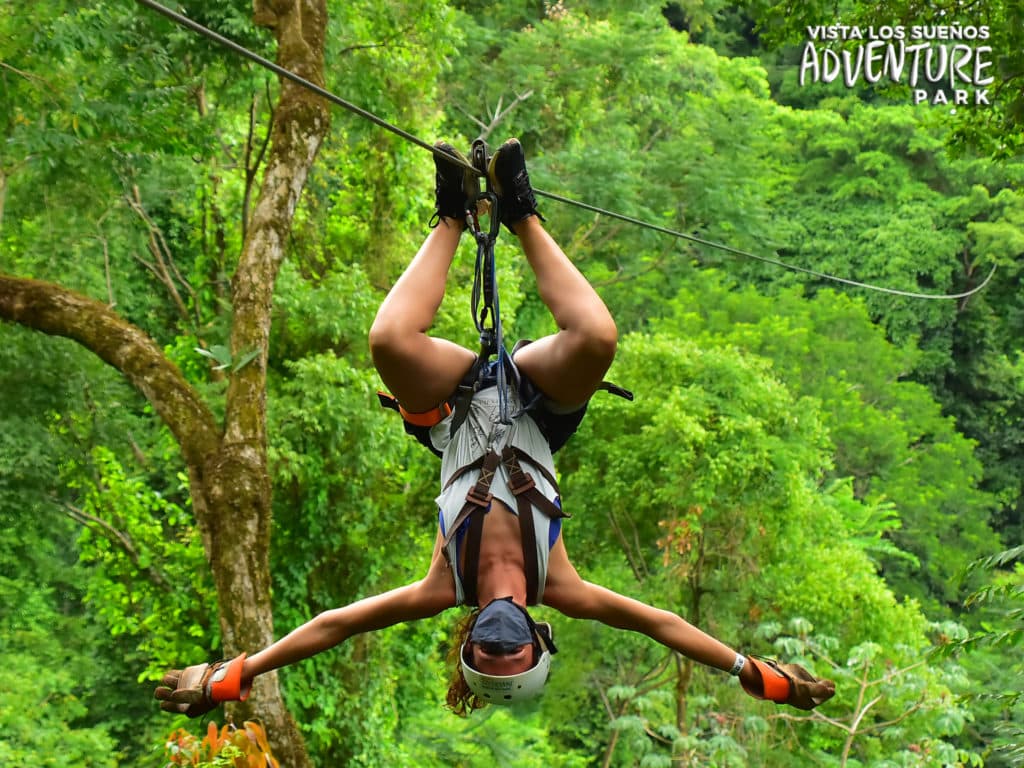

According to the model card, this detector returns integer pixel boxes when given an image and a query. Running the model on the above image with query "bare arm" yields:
[243,531,456,683]
[543,538,760,689]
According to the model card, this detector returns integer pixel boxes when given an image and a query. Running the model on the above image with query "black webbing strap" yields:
[441,452,498,546]
[500,446,568,604]
[598,381,634,401]
[520,499,540,605]
[443,446,569,606]
[448,355,486,439]
[505,446,563,498]
[442,453,485,491]
[462,508,486,607]
[442,451,500,606]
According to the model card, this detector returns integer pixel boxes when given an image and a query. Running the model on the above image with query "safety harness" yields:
[437,445,567,605]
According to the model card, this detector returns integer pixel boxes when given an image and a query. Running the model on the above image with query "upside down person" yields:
[155,138,835,717]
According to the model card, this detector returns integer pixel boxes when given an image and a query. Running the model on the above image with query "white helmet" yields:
[458,626,552,704]
[460,621,556,704]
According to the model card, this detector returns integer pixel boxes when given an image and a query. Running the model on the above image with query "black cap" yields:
[470,597,533,653]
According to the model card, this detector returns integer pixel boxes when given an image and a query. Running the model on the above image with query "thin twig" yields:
[62,502,172,592]
[455,90,534,141]
[124,185,196,325]
[607,507,645,582]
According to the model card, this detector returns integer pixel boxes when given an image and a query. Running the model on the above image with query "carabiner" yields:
[467,138,500,240]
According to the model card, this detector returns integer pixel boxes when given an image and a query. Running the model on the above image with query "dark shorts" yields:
[530,400,588,453]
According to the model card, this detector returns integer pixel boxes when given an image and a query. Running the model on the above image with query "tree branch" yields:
[454,90,534,141]
[224,10,330,448]
[0,273,220,466]
[857,698,927,734]
[607,507,646,582]
[124,185,198,327]
[0,60,62,97]
[769,708,850,730]
[596,682,627,768]
[243,82,275,243]
[62,501,173,592]
[0,168,6,233]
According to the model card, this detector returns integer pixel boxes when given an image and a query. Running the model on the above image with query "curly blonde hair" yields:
[445,609,488,716]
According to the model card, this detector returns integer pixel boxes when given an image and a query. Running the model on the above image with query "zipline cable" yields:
[134,0,473,172]
[133,0,996,302]
[533,189,998,300]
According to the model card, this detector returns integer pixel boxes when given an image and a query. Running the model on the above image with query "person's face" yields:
[469,642,536,676]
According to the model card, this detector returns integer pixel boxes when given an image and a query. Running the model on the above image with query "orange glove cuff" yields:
[208,653,251,703]
[741,656,791,704]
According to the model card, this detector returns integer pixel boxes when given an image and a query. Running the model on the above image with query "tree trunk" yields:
[0,1,330,765]
[675,532,707,735]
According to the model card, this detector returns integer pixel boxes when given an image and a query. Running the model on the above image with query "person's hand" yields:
[743,655,835,710]
[154,653,249,718]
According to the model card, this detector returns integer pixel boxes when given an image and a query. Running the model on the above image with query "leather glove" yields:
[742,655,835,710]
[154,653,249,718]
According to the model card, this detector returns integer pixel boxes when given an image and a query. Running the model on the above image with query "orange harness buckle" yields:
[398,400,452,427]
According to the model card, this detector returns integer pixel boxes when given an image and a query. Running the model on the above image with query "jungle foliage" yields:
[1,1,1022,766]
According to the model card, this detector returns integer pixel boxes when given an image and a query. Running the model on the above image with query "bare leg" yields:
[510,216,617,407]
[369,220,477,412]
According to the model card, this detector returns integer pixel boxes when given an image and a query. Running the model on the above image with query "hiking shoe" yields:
[487,138,545,232]
[430,141,472,228]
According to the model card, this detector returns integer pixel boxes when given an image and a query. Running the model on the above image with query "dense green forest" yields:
[1,1,1022,766]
